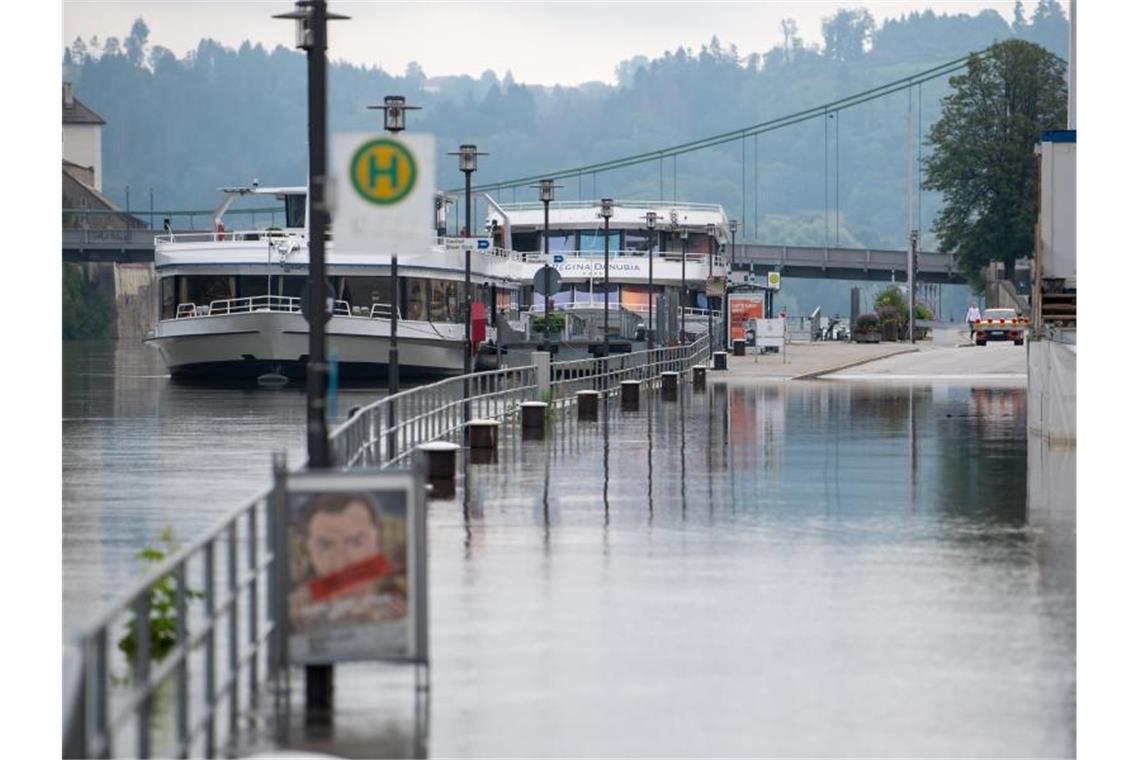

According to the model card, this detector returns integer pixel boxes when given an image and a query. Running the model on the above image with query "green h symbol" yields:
[368,152,399,189]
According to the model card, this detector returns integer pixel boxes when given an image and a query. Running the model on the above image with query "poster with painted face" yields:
[284,472,424,663]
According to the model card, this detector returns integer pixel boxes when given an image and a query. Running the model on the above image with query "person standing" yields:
[965,302,981,338]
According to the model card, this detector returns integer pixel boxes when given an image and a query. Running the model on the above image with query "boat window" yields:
[621,285,651,311]
[429,279,461,322]
[406,278,429,321]
[271,275,306,300]
[236,276,269,300]
[545,231,576,253]
[284,194,306,229]
[511,231,540,252]
[341,277,393,311]
[180,276,234,307]
[161,276,177,319]
[624,231,652,253]
[579,231,621,256]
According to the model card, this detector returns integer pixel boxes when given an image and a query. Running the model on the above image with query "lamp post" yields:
[705,223,716,350]
[909,228,918,344]
[643,211,657,351]
[727,219,738,350]
[680,228,689,345]
[531,178,561,354]
[272,0,348,718]
[600,198,614,357]
[369,94,418,447]
[448,144,486,385]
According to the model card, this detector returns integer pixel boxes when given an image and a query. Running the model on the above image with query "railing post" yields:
[532,351,551,400]
[248,508,259,713]
[204,541,216,757]
[175,562,189,758]
[227,523,239,741]
[134,591,152,759]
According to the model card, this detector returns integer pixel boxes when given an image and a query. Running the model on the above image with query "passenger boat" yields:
[487,199,730,345]
[146,184,527,381]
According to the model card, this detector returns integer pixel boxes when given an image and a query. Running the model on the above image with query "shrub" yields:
[118,529,203,667]
[531,312,565,333]
[855,313,880,331]
[875,305,900,325]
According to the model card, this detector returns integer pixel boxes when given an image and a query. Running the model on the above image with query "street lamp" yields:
[530,178,561,354]
[680,227,689,345]
[272,0,348,717]
[368,94,420,423]
[727,219,738,350]
[643,210,657,351]
[706,223,717,349]
[600,198,614,357]
[448,144,487,383]
[368,94,420,133]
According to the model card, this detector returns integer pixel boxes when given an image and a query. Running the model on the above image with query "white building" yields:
[62,82,105,191]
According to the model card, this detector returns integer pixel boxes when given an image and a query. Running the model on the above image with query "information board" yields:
[281,469,427,665]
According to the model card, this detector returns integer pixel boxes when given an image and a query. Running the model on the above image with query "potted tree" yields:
[853,313,881,343]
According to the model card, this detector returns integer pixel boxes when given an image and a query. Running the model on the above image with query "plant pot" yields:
[853,331,881,343]
[881,322,898,342]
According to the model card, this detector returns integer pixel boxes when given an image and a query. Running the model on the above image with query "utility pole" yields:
[273,0,348,718]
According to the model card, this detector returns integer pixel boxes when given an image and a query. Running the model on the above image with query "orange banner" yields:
[729,296,765,341]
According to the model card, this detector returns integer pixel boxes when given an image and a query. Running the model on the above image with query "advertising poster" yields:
[284,471,426,664]
[729,293,766,342]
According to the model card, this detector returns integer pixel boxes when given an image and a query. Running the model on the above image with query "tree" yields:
[922,40,1067,283]
[822,9,875,61]
[125,18,149,67]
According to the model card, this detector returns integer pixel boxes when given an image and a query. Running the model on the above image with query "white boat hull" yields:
[147,311,467,381]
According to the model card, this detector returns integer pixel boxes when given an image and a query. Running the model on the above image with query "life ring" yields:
[215,222,225,241]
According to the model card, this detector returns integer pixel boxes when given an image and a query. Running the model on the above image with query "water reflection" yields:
[423,379,1070,757]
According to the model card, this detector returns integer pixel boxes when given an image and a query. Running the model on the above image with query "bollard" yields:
[467,419,500,450]
[661,371,679,402]
[733,339,746,357]
[712,351,728,371]
[620,380,640,411]
[576,390,601,421]
[520,401,548,440]
[469,447,498,466]
[418,441,460,499]
[692,364,707,392]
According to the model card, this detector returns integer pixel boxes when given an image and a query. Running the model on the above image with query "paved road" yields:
[712,342,918,382]
[825,340,1027,379]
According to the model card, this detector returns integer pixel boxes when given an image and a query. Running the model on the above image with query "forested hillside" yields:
[63,2,1068,255]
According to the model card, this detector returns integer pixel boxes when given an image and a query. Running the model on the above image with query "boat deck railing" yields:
[171,296,406,320]
[497,199,724,213]
[517,249,726,267]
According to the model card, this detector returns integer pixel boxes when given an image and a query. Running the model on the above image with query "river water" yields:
[62,340,1074,757]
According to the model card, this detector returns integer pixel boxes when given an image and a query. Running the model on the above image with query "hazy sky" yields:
[63,1,1036,86]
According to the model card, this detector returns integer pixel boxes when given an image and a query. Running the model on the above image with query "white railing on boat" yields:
[518,249,726,267]
[173,296,403,320]
[496,199,725,213]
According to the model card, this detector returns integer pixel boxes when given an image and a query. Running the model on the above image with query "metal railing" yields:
[330,365,540,469]
[548,334,711,402]
[65,488,279,759]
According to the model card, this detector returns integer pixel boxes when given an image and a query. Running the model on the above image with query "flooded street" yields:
[64,341,1074,757]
